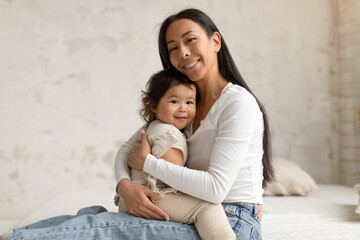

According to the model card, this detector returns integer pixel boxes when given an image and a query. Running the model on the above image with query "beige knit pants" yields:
[155,192,235,240]
[116,192,235,240]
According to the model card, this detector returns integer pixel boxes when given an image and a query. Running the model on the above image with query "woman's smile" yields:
[166,19,220,82]
[182,59,200,70]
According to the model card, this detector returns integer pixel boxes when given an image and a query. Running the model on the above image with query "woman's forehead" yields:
[165,19,204,41]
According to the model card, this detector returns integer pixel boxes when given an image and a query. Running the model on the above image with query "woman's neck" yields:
[196,74,228,107]
[192,75,228,133]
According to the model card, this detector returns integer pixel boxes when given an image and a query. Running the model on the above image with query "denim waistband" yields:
[222,202,260,218]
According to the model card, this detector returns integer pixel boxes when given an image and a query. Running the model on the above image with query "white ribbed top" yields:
[115,83,264,204]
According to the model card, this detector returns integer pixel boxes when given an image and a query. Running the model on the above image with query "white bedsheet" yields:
[4,185,360,239]
[262,185,360,239]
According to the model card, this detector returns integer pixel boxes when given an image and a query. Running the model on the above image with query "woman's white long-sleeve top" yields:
[114,82,264,204]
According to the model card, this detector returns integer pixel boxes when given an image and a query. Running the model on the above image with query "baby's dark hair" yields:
[141,68,198,124]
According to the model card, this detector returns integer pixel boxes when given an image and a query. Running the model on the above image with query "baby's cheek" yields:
[190,109,196,119]
[165,108,174,116]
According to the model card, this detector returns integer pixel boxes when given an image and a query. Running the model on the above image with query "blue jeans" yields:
[222,202,262,240]
[1,203,261,240]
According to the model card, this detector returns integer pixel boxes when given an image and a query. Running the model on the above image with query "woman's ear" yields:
[212,31,221,53]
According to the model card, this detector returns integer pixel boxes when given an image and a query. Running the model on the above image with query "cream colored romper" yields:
[115,120,235,240]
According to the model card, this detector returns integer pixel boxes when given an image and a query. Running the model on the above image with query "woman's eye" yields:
[169,47,177,53]
[187,38,196,43]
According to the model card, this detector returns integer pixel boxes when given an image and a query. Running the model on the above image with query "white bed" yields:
[262,184,360,239]
[2,184,360,239]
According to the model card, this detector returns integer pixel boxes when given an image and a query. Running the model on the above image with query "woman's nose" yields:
[179,45,190,58]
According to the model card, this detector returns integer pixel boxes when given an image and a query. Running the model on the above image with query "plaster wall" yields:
[338,0,360,186]
[0,0,342,221]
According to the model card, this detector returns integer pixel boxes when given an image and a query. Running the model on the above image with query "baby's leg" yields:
[114,194,129,213]
[155,192,235,240]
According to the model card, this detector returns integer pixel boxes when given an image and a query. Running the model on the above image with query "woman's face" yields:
[165,19,221,82]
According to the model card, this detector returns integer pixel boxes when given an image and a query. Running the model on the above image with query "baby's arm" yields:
[160,148,184,167]
[146,121,186,168]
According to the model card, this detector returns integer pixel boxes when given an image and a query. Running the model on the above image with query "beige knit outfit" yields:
[115,120,235,240]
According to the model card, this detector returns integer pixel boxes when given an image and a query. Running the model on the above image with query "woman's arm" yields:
[114,127,169,221]
[130,93,261,204]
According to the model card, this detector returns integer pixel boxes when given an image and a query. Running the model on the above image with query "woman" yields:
[117,8,274,240]
[1,8,273,240]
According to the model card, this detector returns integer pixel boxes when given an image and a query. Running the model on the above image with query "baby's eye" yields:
[186,101,194,105]
[170,100,178,104]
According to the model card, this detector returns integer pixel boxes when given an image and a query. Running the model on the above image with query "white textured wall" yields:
[0,0,342,221]
[338,0,360,186]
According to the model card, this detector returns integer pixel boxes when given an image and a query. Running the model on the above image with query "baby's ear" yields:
[150,105,157,113]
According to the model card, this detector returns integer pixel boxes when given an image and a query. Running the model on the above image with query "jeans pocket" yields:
[223,206,262,240]
[251,227,262,240]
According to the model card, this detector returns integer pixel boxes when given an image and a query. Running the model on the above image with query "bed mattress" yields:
[4,184,360,239]
[262,184,360,239]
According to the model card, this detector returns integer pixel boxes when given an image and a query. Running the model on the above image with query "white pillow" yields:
[354,184,360,215]
[263,158,318,196]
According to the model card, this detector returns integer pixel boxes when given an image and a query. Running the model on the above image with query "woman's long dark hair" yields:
[158,8,274,187]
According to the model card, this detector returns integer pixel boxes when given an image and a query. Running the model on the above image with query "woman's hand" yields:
[128,129,151,170]
[117,179,170,221]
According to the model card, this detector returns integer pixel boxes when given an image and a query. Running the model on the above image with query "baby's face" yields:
[152,82,196,130]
